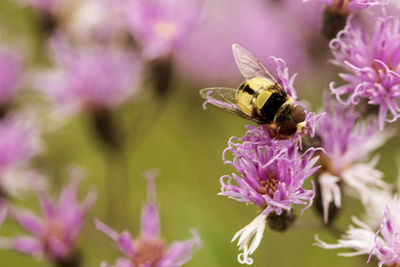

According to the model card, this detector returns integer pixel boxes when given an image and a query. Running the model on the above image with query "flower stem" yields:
[105,148,131,229]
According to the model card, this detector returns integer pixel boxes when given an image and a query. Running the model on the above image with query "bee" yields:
[200,44,306,137]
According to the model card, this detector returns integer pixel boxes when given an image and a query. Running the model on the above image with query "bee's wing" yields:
[232,44,278,83]
[200,87,263,123]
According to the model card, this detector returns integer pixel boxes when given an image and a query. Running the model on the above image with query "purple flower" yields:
[37,35,141,115]
[0,169,96,262]
[0,46,21,106]
[302,0,386,11]
[220,126,319,213]
[112,0,202,59]
[330,13,400,129]
[220,125,320,264]
[0,113,40,171]
[314,193,400,267]
[95,171,201,267]
[315,96,392,223]
[176,0,318,84]
[0,111,44,198]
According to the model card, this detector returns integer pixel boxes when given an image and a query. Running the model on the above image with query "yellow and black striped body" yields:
[236,77,293,129]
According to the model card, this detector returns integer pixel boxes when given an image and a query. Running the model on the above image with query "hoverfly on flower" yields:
[200,44,307,137]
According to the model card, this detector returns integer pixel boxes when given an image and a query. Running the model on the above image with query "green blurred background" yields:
[0,0,399,266]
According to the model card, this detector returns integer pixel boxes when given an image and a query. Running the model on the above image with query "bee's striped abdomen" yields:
[236,83,257,116]
[260,92,287,123]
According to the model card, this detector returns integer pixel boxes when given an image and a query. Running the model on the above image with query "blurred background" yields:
[0,0,399,266]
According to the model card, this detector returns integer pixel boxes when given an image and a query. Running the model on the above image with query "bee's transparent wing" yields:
[232,44,278,83]
[200,87,262,123]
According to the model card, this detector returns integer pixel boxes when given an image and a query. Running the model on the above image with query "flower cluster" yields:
[95,171,201,267]
[330,13,400,129]
[315,96,391,223]
[0,169,96,263]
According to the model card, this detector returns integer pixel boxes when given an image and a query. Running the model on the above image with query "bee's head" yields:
[279,105,306,136]
[291,105,306,123]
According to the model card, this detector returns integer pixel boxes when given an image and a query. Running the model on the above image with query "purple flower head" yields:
[220,125,320,216]
[314,193,400,266]
[202,44,323,138]
[0,112,41,171]
[302,0,386,12]
[113,0,202,60]
[95,171,201,267]
[330,12,400,129]
[220,125,320,264]
[0,46,21,105]
[372,197,400,266]
[0,168,97,262]
[316,96,392,222]
[37,35,141,115]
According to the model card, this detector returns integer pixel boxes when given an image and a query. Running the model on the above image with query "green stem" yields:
[105,148,131,229]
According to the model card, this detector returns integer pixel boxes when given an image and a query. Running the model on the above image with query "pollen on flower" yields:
[154,21,178,40]
[133,237,166,265]
[258,176,279,197]
[44,219,67,243]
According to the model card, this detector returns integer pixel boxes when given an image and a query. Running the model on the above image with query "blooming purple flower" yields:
[0,46,21,106]
[314,193,400,267]
[37,35,141,115]
[315,96,391,223]
[330,12,400,129]
[0,169,96,262]
[110,0,202,59]
[302,0,386,11]
[95,171,201,267]
[220,125,320,264]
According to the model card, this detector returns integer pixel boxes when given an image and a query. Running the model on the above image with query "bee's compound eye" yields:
[279,120,297,136]
[291,106,306,123]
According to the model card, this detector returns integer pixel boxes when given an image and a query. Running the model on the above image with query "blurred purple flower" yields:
[0,113,40,171]
[330,13,400,129]
[111,0,202,60]
[37,35,141,115]
[315,96,391,223]
[0,169,96,262]
[0,111,44,198]
[0,46,22,106]
[220,125,320,264]
[314,194,400,266]
[302,0,386,11]
[176,0,316,84]
[95,171,201,267]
